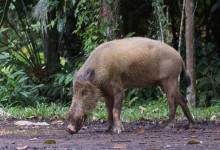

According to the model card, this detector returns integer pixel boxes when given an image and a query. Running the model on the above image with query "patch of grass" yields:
[3,103,68,119]
[192,105,220,120]
[121,100,169,121]
[92,99,220,122]
[2,99,220,121]
[91,101,107,120]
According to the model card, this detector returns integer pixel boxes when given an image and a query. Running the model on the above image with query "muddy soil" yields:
[0,118,219,150]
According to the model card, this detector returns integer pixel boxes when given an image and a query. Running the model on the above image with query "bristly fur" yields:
[71,78,101,116]
[66,37,194,134]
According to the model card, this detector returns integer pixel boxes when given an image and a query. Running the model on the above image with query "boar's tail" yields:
[181,60,191,88]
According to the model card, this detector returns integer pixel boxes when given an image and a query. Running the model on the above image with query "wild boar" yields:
[66,37,194,134]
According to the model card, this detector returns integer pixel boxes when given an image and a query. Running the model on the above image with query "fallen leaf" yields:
[210,115,217,121]
[164,145,171,148]
[44,139,56,144]
[159,116,167,122]
[14,121,33,126]
[16,144,28,150]
[29,137,38,141]
[14,121,49,126]
[190,135,197,138]
[146,148,160,150]
[34,122,50,126]
[137,128,145,134]
[187,139,200,144]
[139,106,147,113]
[0,108,10,117]
[50,120,64,125]
[113,144,126,149]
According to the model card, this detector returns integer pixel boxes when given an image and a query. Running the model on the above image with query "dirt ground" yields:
[0,118,219,150]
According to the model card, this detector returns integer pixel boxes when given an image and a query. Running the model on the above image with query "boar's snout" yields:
[66,115,87,134]
[66,124,77,134]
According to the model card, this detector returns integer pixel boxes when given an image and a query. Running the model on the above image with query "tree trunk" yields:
[46,24,60,75]
[42,10,60,76]
[185,0,196,107]
[62,13,81,58]
[100,0,121,40]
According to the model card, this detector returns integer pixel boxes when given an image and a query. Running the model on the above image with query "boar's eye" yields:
[81,89,88,96]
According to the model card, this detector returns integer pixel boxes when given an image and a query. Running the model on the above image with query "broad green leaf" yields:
[72,0,76,6]
[92,36,98,40]
[0,55,10,60]
[51,20,55,28]
[128,97,139,106]
[18,77,29,84]
[0,28,9,33]
[0,47,10,52]
[58,75,65,84]
[64,73,73,85]
[124,32,135,38]
[20,92,30,97]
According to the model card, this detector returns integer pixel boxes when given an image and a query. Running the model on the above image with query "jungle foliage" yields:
[0,0,220,107]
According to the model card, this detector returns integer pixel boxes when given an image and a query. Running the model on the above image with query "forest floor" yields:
[0,118,219,150]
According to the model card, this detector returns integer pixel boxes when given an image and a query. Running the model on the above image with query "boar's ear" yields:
[74,70,84,81]
[86,68,96,84]
[74,81,83,88]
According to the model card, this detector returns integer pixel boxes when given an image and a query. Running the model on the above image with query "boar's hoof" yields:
[113,124,124,134]
[66,124,77,134]
[189,123,194,129]
[165,122,175,130]
[106,123,114,132]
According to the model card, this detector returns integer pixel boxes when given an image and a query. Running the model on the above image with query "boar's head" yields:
[66,69,100,134]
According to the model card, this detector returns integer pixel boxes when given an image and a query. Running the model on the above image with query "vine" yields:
[74,0,102,55]
[152,0,171,43]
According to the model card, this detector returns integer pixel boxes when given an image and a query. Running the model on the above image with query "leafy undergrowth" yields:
[92,99,220,122]
[2,99,220,122]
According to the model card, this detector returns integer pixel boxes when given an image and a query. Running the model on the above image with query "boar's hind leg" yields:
[104,96,114,131]
[161,78,194,128]
[161,78,178,128]
[176,91,194,128]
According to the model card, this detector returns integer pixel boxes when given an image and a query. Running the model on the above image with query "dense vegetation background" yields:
[0,0,220,109]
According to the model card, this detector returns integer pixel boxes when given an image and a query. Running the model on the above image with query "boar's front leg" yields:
[104,97,114,131]
[112,84,125,134]
[103,82,125,134]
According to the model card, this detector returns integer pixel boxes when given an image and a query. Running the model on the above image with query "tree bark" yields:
[43,9,60,76]
[46,24,60,75]
[178,0,185,54]
[100,0,121,40]
[185,0,196,107]
[63,13,81,58]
